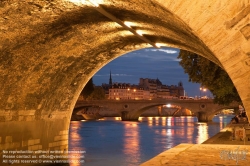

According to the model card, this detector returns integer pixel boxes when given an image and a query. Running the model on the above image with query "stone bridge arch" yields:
[122,100,239,122]
[121,103,175,121]
[211,106,238,116]
[0,0,249,160]
[75,100,239,122]
[195,104,239,122]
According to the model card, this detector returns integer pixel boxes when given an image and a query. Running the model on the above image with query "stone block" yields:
[28,139,35,146]
[59,130,68,135]
[28,144,42,151]
[190,10,214,31]
[240,23,250,40]
[207,0,228,15]
[214,31,244,57]
[54,135,68,141]
[19,116,24,121]
[49,140,68,148]
[34,139,40,144]
[199,18,228,47]
[223,1,250,19]
[5,136,12,143]
[222,48,242,64]
[4,116,12,121]
[22,140,28,147]
[0,142,20,150]
[241,40,250,56]
[13,142,20,149]
[161,0,184,12]
[26,115,35,121]
[178,1,212,26]
[59,145,68,151]
[18,110,36,116]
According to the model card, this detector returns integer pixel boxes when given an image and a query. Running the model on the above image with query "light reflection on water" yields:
[69,115,233,166]
[123,122,140,166]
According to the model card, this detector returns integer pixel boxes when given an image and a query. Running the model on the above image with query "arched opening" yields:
[69,44,236,164]
[1,0,250,165]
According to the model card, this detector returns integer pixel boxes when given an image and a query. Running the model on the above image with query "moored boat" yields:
[82,112,103,120]
[80,107,103,120]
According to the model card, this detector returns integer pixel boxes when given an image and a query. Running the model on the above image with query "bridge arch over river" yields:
[74,99,238,122]
[0,0,249,159]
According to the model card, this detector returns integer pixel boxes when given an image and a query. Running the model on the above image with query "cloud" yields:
[94,73,132,77]
[112,74,132,76]
[120,52,180,62]
[144,48,178,54]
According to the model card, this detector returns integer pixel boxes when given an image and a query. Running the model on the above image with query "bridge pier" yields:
[0,118,70,165]
[158,106,162,116]
[197,112,213,122]
[121,111,139,121]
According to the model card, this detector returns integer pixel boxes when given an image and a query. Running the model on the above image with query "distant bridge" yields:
[74,99,239,122]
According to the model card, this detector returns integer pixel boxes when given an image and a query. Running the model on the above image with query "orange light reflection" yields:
[115,117,121,121]
[123,122,140,164]
[69,122,85,166]
[155,117,159,126]
[147,117,153,127]
[162,120,166,126]
[196,123,208,144]
[219,116,223,130]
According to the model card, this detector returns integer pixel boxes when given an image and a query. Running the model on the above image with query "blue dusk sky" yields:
[93,47,212,97]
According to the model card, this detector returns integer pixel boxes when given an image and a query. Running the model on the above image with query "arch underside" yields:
[0,0,250,157]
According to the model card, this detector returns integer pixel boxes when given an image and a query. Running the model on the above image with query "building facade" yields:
[108,83,150,100]
[139,78,184,99]
[104,73,185,100]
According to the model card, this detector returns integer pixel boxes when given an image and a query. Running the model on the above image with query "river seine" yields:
[69,115,233,166]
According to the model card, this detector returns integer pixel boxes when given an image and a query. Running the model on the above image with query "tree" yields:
[177,50,241,105]
[87,87,106,100]
[81,78,94,99]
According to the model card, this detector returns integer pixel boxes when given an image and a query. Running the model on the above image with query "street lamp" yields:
[199,86,207,99]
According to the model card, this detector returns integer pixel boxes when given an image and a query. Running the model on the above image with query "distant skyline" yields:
[93,47,212,97]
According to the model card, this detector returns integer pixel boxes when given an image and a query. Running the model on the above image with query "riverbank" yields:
[202,123,250,145]
[141,122,250,165]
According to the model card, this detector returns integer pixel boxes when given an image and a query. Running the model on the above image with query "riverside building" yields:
[108,83,150,100]
[107,76,185,100]
[139,78,184,99]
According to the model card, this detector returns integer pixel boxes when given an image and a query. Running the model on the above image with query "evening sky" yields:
[93,47,212,97]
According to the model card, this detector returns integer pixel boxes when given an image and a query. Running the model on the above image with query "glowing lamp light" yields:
[166,104,171,108]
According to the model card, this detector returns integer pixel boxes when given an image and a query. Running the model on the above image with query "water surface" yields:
[69,116,233,166]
